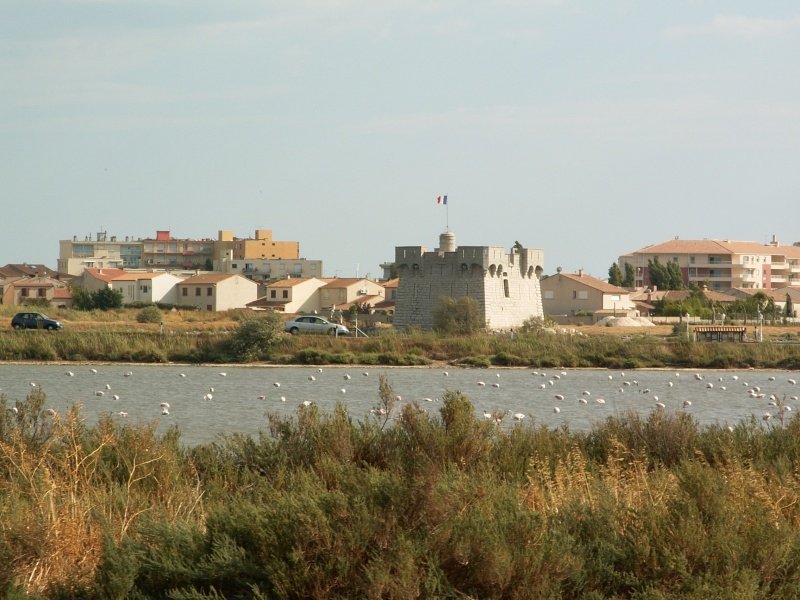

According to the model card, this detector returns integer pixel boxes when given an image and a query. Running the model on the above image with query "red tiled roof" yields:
[553,272,630,294]
[83,268,127,282]
[179,273,241,284]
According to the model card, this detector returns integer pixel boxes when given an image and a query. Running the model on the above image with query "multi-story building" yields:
[394,231,544,331]
[58,231,141,275]
[141,231,215,270]
[176,274,258,311]
[540,270,636,320]
[620,237,800,291]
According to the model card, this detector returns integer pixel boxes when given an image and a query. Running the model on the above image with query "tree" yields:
[389,263,398,280]
[623,263,635,288]
[786,294,794,319]
[71,286,94,311]
[647,258,684,290]
[608,263,623,287]
[432,296,484,335]
[93,288,124,311]
[137,306,163,324]
[204,258,214,271]
[228,312,283,361]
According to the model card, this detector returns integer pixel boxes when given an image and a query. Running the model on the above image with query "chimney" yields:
[578,268,584,277]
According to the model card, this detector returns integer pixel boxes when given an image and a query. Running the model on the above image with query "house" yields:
[110,272,184,305]
[540,270,635,322]
[0,275,70,307]
[78,268,128,293]
[247,277,330,313]
[373,278,398,312]
[619,236,800,291]
[176,274,258,311]
[318,278,386,311]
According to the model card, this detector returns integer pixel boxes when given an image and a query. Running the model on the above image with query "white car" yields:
[284,316,350,336]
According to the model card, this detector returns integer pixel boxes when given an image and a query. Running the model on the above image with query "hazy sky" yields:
[2,1,799,280]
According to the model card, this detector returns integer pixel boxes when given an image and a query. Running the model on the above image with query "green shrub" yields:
[136,306,162,324]
[227,312,283,362]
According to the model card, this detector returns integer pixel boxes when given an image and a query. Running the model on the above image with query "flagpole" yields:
[446,194,449,232]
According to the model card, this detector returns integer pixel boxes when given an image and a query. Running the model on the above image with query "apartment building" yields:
[58,231,141,274]
[619,237,800,291]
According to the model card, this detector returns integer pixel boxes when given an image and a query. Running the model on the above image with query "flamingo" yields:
[344,374,351,380]
[554,394,564,400]
[492,383,500,388]
[596,398,606,404]
[513,412,525,421]
[553,407,561,413]
[273,382,281,388]
[683,400,692,408]
[162,407,170,415]
[477,381,486,387]
[219,372,227,377]
[308,375,316,381]
[124,371,132,377]
[302,400,313,406]
[160,402,170,408]
[578,398,588,404]
[65,371,74,377]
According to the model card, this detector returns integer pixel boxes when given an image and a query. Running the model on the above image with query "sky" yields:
[2,1,799,281]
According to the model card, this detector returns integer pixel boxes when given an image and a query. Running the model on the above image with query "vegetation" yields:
[227,312,284,361]
[5,387,800,597]
[135,306,162,324]
[608,262,623,286]
[432,296,484,335]
[647,257,684,290]
[71,287,125,311]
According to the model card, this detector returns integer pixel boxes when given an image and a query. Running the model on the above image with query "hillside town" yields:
[3,228,800,333]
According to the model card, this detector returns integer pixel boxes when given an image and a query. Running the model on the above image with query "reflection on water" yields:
[1,364,797,446]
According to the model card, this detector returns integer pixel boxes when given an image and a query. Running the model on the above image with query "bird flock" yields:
[4,366,798,439]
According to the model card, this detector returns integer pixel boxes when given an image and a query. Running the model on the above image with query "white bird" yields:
[90,368,98,374]
[45,408,56,416]
[578,398,588,404]
[273,382,281,388]
[553,375,561,380]
[30,382,36,387]
[344,374,351,380]
[763,413,772,421]
[477,381,486,387]
[675,373,680,377]
[560,371,567,377]
[596,398,606,404]
[608,375,613,380]
[540,384,546,389]
[706,383,714,389]
[483,410,492,419]
[118,411,128,418]
[732,375,738,381]
[554,394,564,400]
[694,373,703,380]
[424,397,434,402]
[219,372,227,377]
[581,390,591,396]
[496,373,501,378]
[179,373,187,378]
[653,396,659,402]
[513,412,525,421]
[683,400,692,408]
[308,375,315,381]
[160,402,170,408]
[655,402,666,408]
[124,371,132,377]
[621,372,625,378]
[443,372,449,376]
[280,396,286,402]
[548,380,554,386]
[395,395,402,402]
[668,381,674,388]
[341,388,346,394]
[112,394,120,401]
[492,383,500,388]
[203,394,213,401]
[105,384,111,390]
[162,407,170,415]
[623,381,632,386]
[302,400,313,406]
[257,395,265,400]
[65,371,74,377]
[95,391,105,397]
[553,407,561,413]
[317,368,323,372]
[789,379,797,385]
[768,376,776,381]
[363,372,369,377]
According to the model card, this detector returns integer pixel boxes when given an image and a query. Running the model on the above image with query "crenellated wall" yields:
[394,233,544,330]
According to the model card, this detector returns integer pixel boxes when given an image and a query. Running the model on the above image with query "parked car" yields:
[11,312,63,331]
[284,316,350,336]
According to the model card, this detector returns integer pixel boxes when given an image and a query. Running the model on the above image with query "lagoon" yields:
[1,363,797,446]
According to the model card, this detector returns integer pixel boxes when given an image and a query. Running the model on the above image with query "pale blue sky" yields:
[2,1,799,280]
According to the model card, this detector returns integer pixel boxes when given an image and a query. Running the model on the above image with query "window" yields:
[270,290,277,298]
[544,290,554,299]
[673,257,678,263]
[207,287,212,296]
[195,288,201,296]
[282,290,288,299]
[578,291,588,300]
[503,279,510,298]
[182,288,188,297]
[20,288,28,297]
[207,305,212,311]
[610,295,620,301]
[38,289,46,298]
[572,291,577,299]
[690,256,695,264]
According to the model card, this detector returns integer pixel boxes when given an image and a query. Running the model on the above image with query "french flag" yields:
[437,195,448,205]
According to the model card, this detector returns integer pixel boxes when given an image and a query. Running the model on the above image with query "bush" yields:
[136,306,162,324]
[227,312,283,361]
[432,296,484,335]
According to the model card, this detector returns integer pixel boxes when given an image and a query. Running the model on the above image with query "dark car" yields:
[11,312,63,331]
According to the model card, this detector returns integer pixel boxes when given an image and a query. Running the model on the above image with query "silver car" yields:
[284,316,350,336]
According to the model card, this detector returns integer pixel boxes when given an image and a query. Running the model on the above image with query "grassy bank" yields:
[2,305,800,368]
[3,385,800,598]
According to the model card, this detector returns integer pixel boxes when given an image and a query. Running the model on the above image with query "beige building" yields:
[247,277,330,313]
[0,275,70,307]
[110,272,184,305]
[78,268,128,293]
[620,237,800,291]
[318,278,386,310]
[541,270,635,319]
[176,274,258,311]
[58,231,141,275]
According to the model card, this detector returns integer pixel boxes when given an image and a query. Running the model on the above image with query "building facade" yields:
[176,274,258,311]
[540,270,636,319]
[620,237,800,291]
[394,232,544,331]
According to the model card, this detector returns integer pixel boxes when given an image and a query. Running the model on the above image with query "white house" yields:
[176,274,259,311]
[110,272,184,305]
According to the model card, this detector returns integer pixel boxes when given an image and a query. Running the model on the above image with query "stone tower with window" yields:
[394,231,544,331]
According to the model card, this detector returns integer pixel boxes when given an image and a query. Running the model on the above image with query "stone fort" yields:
[394,231,545,331]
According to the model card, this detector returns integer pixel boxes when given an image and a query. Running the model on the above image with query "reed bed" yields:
[4,386,800,597]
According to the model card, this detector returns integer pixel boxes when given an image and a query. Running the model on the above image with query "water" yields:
[1,363,797,446]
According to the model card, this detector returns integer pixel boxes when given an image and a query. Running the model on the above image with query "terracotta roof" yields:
[320,278,372,289]
[2,264,59,277]
[631,238,800,259]
[83,268,127,282]
[112,272,172,281]
[725,287,789,301]
[552,272,630,295]
[246,297,288,309]
[179,273,242,284]
[11,281,55,288]
[381,278,399,289]
[267,277,322,288]
[661,290,738,303]
[53,288,73,299]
